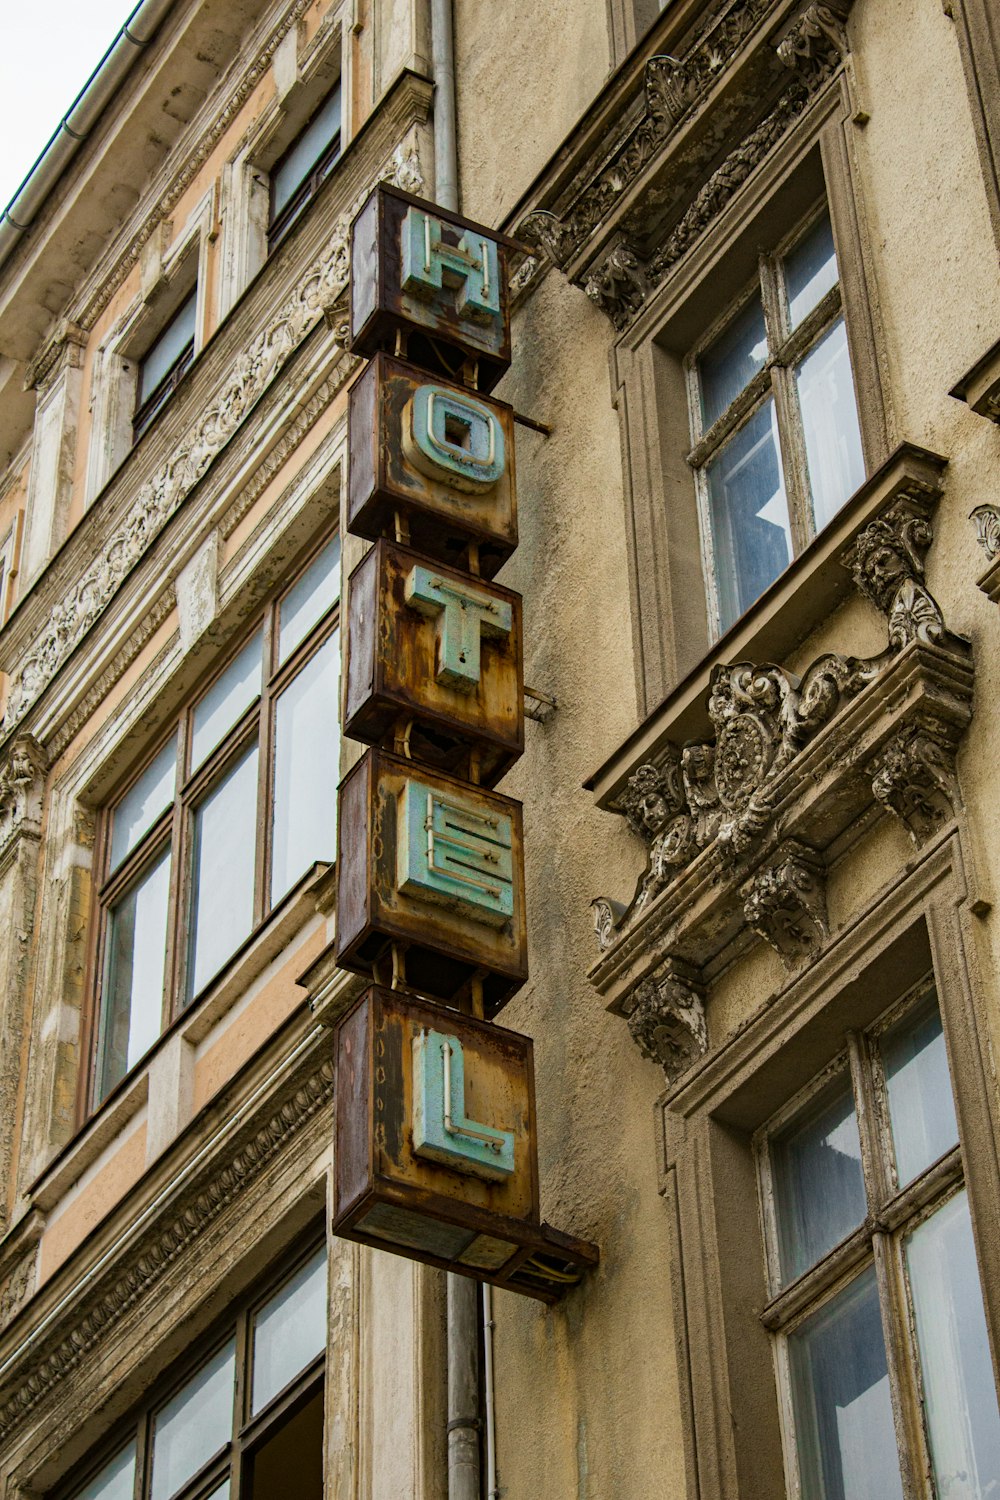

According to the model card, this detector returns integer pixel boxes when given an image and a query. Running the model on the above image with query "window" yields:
[267,82,342,252]
[757,983,1000,1499]
[688,208,866,635]
[133,289,198,442]
[91,533,341,1107]
[63,1245,327,1500]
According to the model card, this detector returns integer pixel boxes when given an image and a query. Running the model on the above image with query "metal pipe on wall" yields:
[430,0,459,213]
[447,1273,481,1500]
[431,0,476,1492]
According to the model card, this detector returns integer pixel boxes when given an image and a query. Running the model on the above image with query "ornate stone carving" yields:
[0,737,46,865]
[869,723,961,845]
[0,1249,35,1335]
[776,3,851,69]
[592,897,628,952]
[513,0,777,271]
[2,150,418,737]
[0,1056,335,1440]
[584,242,648,329]
[645,77,821,286]
[595,493,956,951]
[970,503,1000,560]
[575,71,830,331]
[622,959,707,1079]
[742,843,827,965]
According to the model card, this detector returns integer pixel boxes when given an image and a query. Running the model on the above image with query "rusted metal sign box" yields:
[344,537,523,787]
[349,183,513,390]
[334,986,598,1301]
[348,352,517,577]
[335,748,527,1013]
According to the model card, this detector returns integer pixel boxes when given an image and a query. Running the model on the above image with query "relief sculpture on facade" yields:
[590,491,972,1073]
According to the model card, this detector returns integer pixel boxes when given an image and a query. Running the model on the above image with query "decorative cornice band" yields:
[0,1054,335,1441]
[1,147,422,741]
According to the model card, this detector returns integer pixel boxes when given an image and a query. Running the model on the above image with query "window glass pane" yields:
[705,399,791,634]
[907,1190,1000,1497]
[796,317,865,531]
[249,1387,324,1500]
[205,1486,230,1500]
[252,1248,327,1414]
[278,535,341,665]
[881,994,958,1187]
[187,747,259,999]
[788,1267,904,1500]
[698,292,768,430]
[96,847,171,1103]
[771,1070,866,1284]
[75,1442,137,1500]
[191,630,263,772]
[138,290,198,404]
[271,85,342,221]
[785,212,839,329]
[271,632,340,906]
[150,1340,236,1500]
[110,740,176,871]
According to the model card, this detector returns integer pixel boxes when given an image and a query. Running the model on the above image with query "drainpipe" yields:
[447,1274,481,1500]
[482,1284,499,1500]
[0,0,177,272]
[431,0,475,1492]
[430,0,459,213]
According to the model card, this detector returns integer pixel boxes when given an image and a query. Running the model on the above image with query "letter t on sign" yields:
[405,564,513,691]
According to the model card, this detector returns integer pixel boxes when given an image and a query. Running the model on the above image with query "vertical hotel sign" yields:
[332,185,597,1301]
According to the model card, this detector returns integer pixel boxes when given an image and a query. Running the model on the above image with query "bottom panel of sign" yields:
[334,1191,599,1303]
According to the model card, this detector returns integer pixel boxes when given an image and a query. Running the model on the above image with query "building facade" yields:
[1,0,999,1496]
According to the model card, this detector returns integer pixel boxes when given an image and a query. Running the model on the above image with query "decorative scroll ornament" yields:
[594,494,959,952]
[776,2,851,68]
[868,723,961,846]
[0,737,46,863]
[970,503,1000,561]
[742,843,828,966]
[1,150,425,739]
[623,960,707,1079]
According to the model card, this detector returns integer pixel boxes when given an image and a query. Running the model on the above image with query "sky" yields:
[0,0,138,210]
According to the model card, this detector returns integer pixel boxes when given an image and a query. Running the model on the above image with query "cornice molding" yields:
[0,144,423,744]
[589,489,974,1068]
[0,1050,334,1441]
[510,0,852,331]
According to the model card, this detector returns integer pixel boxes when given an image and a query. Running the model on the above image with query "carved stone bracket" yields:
[0,736,47,871]
[868,721,961,845]
[776,2,851,70]
[621,958,707,1080]
[589,484,973,1027]
[742,842,827,966]
[969,504,1000,604]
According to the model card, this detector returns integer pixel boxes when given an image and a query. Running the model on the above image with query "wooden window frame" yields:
[657,831,1000,1499]
[265,81,343,255]
[55,1238,328,1500]
[83,532,341,1113]
[755,980,971,1497]
[685,203,861,638]
[611,78,890,716]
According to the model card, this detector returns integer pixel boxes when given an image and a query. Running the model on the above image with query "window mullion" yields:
[163,718,188,1025]
[769,363,813,558]
[231,1308,251,1500]
[255,610,277,924]
[136,1409,152,1500]
[846,1029,892,1216]
[872,1228,934,1500]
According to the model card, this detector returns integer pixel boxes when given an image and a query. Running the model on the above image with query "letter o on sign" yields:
[406,385,506,492]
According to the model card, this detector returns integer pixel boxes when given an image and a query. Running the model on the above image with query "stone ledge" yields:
[951,334,1000,423]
